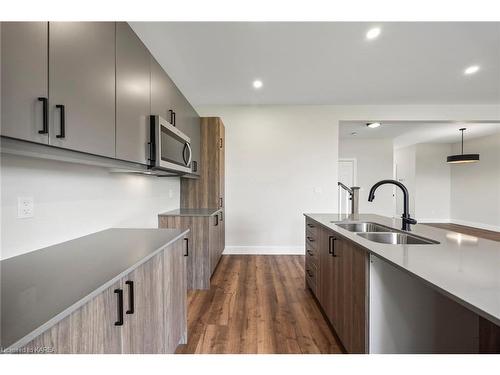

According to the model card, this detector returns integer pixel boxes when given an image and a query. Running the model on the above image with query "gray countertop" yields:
[1,228,188,350]
[304,213,500,326]
[158,208,222,217]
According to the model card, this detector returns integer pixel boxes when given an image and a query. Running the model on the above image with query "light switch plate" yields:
[17,197,34,218]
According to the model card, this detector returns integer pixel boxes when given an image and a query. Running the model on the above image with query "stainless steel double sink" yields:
[332,222,439,245]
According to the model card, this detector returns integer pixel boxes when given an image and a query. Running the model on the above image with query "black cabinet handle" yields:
[215,214,219,226]
[329,236,338,257]
[184,238,189,257]
[307,249,314,256]
[307,236,315,242]
[38,97,48,134]
[56,104,65,138]
[125,281,134,315]
[219,197,223,208]
[114,289,124,326]
[307,223,315,228]
[220,211,224,222]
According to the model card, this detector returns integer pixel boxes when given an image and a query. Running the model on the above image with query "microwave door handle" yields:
[182,143,188,165]
[185,142,192,166]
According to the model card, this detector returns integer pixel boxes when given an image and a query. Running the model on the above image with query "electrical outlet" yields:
[17,197,34,218]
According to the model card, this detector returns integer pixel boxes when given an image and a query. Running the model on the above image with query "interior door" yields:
[121,252,165,354]
[1,22,49,143]
[49,22,115,157]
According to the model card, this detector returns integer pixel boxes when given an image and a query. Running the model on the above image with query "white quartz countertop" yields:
[304,213,500,326]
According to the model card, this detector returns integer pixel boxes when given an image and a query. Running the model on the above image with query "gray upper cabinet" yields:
[1,21,199,173]
[175,94,201,176]
[150,57,176,123]
[1,22,49,144]
[116,22,151,164]
[48,22,116,158]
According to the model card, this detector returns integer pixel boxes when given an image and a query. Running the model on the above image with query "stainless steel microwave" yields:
[148,115,192,174]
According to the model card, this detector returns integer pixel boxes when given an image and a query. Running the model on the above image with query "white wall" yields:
[414,143,452,221]
[339,139,394,217]
[197,104,500,253]
[197,106,340,254]
[0,154,180,260]
[450,133,500,230]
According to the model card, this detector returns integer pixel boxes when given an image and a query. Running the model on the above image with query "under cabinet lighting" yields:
[366,122,381,129]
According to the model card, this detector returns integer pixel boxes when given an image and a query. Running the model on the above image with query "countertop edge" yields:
[303,213,500,327]
[5,228,190,351]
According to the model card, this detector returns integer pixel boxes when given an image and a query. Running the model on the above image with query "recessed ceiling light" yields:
[366,122,381,129]
[252,79,263,89]
[366,27,381,40]
[464,65,480,75]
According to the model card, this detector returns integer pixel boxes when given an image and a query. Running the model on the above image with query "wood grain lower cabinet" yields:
[121,252,165,354]
[26,279,123,354]
[159,214,223,290]
[164,239,187,351]
[22,239,186,354]
[209,214,221,276]
[305,220,369,354]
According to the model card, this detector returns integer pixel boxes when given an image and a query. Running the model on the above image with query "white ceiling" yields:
[339,121,500,148]
[130,22,500,106]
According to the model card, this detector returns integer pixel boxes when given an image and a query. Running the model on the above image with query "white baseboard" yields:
[223,246,303,255]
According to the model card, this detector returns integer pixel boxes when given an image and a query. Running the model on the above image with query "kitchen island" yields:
[304,213,500,354]
[1,228,189,353]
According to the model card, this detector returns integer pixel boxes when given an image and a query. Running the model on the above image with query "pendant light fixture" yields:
[446,128,480,164]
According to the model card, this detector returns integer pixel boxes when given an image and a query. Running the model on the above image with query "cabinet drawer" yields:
[305,219,318,237]
[305,246,318,269]
[306,234,318,249]
[305,262,318,293]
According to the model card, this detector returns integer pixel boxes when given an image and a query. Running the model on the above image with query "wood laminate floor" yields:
[424,223,500,242]
[175,255,343,354]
